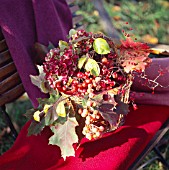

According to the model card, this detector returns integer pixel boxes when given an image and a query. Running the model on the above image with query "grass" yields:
[0,96,32,155]
[76,0,169,44]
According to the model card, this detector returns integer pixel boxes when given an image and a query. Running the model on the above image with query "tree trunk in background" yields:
[93,0,120,39]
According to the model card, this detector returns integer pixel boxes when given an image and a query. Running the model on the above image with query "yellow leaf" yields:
[56,101,66,117]
[112,6,121,12]
[33,111,41,122]
[107,88,119,95]
[43,104,51,114]
[67,77,73,86]
[142,34,158,44]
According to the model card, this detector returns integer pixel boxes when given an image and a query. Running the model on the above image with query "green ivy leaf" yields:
[69,29,77,38]
[25,108,36,120]
[49,117,79,160]
[38,93,60,107]
[82,98,87,107]
[92,93,103,103]
[28,118,46,136]
[56,101,66,117]
[78,56,87,69]
[59,40,68,51]
[85,58,100,76]
[93,38,111,54]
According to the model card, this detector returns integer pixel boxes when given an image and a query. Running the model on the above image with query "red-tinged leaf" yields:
[100,110,122,130]
[115,101,129,115]
[98,101,121,130]
[120,37,151,73]
[99,102,116,115]
[114,95,129,115]
[49,117,79,160]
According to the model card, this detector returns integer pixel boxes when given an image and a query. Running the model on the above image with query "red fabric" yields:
[0,105,169,170]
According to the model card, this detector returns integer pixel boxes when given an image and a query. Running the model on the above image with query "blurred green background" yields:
[0,0,169,169]
[77,0,169,44]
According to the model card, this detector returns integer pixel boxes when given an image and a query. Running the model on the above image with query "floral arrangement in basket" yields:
[26,29,152,160]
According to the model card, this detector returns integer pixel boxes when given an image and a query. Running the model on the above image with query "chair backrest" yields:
[0,0,83,107]
[0,29,25,106]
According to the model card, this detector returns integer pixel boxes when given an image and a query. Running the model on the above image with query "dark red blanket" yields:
[0,105,169,170]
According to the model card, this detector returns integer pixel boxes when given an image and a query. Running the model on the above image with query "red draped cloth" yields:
[0,105,169,170]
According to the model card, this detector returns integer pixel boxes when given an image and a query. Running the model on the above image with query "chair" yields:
[0,0,169,169]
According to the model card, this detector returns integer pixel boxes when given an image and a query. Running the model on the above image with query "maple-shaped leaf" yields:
[99,109,121,130]
[30,65,49,93]
[49,117,79,160]
[120,37,151,73]
[115,101,129,115]
[38,93,60,108]
[114,95,129,115]
[25,108,36,120]
[28,118,46,136]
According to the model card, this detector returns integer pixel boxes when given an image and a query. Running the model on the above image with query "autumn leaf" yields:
[115,101,129,115]
[142,34,158,45]
[28,118,46,136]
[85,58,100,76]
[59,40,68,51]
[30,65,49,93]
[93,38,111,54]
[113,96,129,115]
[100,110,121,130]
[56,101,66,117]
[78,56,87,69]
[120,37,151,73]
[49,117,79,160]
[69,29,77,38]
[33,110,41,122]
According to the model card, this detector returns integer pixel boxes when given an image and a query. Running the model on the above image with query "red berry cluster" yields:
[43,29,129,97]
